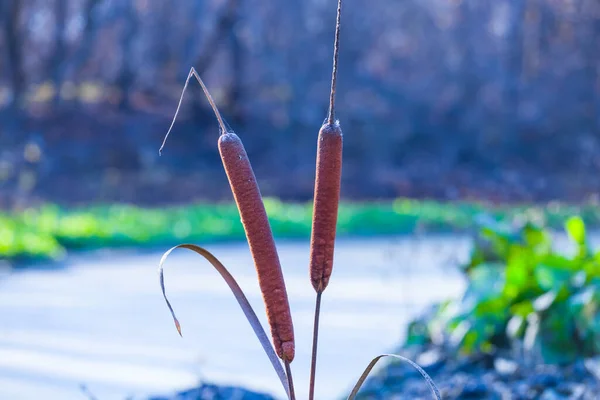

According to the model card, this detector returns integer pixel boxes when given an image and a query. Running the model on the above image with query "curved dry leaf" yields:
[158,243,290,398]
[347,353,441,400]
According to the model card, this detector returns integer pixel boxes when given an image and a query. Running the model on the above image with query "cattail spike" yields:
[309,122,343,292]
[219,132,295,362]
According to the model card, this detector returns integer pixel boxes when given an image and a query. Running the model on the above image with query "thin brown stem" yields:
[285,360,296,400]
[327,0,343,125]
[308,291,323,400]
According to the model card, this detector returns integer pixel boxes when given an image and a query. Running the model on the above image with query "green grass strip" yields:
[1,198,599,263]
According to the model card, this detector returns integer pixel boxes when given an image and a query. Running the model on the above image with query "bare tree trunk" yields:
[1,1,27,207]
[116,1,139,112]
[193,0,239,75]
[504,0,527,150]
[226,0,244,125]
[182,1,203,67]
[582,0,600,135]
[522,0,541,78]
[50,0,67,107]
[2,0,25,112]
[67,0,101,91]
[189,0,240,124]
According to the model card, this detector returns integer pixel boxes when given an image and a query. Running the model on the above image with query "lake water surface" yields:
[0,235,473,400]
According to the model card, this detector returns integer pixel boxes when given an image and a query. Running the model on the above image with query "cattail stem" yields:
[308,291,322,400]
[285,360,296,400]
[327,0,342,125]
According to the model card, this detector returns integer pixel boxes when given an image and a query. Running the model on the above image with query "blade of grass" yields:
[158,243,290,399]
[347,354,441,400]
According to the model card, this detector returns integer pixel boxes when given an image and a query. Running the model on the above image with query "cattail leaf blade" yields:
[159,252,183,336]
[347,354,441,400]
[158,243,290,398]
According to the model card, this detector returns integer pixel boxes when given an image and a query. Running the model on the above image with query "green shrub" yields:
[414,216,600,364]
[1,199,476,262]
[0,214,64,261]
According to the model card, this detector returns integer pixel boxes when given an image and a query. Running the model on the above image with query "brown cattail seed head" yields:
[309,122,343,293]
[218,132,295,361]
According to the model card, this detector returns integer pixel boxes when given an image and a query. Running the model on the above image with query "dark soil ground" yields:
[148,384,275,400]
[356,344,599,400]
[148,345,600,400]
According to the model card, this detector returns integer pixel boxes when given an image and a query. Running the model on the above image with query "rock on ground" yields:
[355,345,600,400]
[148,383,275,400]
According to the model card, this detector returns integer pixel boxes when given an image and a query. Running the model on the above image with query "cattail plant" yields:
[156,0,442,398]
[308,0,343,398]
[159,68,296,399]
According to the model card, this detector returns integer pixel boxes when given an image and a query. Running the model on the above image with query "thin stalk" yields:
[285,360,296,400]
[327,0,342,125]
[159,67,227,155]
[308,291,323,400]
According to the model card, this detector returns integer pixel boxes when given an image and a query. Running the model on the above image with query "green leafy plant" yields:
[0,214,64,261]
[415,216,600,364]
[156,1,440,399]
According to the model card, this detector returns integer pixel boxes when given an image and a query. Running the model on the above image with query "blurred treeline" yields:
[1,0,599,207]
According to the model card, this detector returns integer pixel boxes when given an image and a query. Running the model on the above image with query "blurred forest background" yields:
[1,0,600,208]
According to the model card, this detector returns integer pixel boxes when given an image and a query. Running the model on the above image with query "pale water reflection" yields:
[0,236,470,400]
